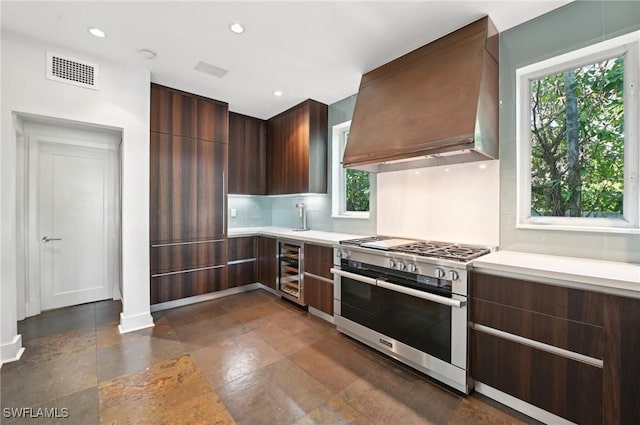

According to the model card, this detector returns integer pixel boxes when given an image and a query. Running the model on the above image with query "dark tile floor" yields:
[1,289,539,424]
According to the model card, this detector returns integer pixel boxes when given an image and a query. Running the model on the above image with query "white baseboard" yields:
[308,306,335,324]
[118,311,154,334]
[1,334,25,365]
[475,382,576,425]
[150,283,261,312]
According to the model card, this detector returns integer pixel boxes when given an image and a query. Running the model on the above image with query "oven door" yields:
[377,280,452,363]
[376,278,468,369]
[333,262,468,371]
[332,268,383,333]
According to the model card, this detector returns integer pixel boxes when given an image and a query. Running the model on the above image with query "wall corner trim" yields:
[118,311,154,334]
[1,334,25,365]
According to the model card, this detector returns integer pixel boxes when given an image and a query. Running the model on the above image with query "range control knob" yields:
[336,249,350,259]
[388,259,396,269]
[407,264,417,273]
[435,268,446,279]
[447,270,459,281]
[396,261,406,271]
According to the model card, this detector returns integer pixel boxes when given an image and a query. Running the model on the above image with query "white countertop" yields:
[228,226,363,246]
[473,250,640,298]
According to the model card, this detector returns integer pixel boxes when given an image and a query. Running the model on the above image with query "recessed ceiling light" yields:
[137,48,157,60]
[273,90,283,97]
[88,27,106,38]
[229,23,244,34]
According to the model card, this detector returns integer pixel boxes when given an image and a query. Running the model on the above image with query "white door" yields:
[38,142,117,310]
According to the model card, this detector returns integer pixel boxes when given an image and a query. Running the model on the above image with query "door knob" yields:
[42,236,62,243]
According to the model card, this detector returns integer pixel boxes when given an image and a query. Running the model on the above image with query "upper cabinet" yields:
[197,98,228,143]
[150,84,197,138]
[266,99,328,194]
[228,112,267,195]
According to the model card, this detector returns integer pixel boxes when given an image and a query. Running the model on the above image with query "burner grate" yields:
[392,242,490,261]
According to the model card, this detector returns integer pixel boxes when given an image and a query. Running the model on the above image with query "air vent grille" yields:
[46,51,99,90]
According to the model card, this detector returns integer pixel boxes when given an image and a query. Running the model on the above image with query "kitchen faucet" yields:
[293,203,309,231]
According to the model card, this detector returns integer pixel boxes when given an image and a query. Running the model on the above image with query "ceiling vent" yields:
[194,61,228,79]
[46,51,99,90]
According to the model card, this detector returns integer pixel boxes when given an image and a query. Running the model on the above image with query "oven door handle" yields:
[376,280,466,308]
[330,268,377,286]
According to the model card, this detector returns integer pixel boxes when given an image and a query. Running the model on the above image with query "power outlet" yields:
[230,208,237,218]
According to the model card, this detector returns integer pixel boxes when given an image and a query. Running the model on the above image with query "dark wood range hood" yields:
[344,16,499,173]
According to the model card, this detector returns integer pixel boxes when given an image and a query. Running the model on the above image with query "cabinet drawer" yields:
[303,244,333,279]
[228,260,257,288]
[151,266,228,304]
[471,330,602,425]
[228,236,257,261]
[471,272,604,326]
[472,298,603,359]
[304,273,333,315]
[151,240,227,274]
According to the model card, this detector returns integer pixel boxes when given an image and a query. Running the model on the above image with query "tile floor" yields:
[0,289,540,424]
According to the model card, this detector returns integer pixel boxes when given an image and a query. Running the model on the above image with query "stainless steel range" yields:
[331,236,492,394]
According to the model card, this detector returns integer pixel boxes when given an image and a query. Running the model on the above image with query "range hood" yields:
[344,16,498,173]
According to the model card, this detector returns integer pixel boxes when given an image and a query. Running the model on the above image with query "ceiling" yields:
[1,1,571,119]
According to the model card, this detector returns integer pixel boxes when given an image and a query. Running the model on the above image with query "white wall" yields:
[377,160,500,246]
[1,32,152,363]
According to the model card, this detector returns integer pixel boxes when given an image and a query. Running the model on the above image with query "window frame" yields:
[515,31,640,234]
[331,120,370,219]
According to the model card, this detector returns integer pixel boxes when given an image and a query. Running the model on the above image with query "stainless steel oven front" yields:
[331,247,472,394]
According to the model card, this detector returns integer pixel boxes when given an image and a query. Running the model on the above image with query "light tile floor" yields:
[1,289,540,424]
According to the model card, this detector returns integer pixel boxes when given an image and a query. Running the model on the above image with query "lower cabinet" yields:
[257,236,277,290]
[303,243,334,315]
[227,236,257,288]
[471,271,640,425]
[151,265,228,305]
[150,240,228,304]
[471,330,602,425]
[602,295,640,425]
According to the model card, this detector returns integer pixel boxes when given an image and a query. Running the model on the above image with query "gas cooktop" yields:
[339,236,491,262]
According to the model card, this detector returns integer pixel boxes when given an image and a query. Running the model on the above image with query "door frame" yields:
[25,121,121,316]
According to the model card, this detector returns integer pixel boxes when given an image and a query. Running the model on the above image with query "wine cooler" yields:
[278,241,304,305]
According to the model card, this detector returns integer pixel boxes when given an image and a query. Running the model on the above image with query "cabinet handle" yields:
[471,323,603,368]
[222,170,226,236]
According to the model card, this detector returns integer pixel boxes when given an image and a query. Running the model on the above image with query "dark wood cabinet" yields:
[150,83,228,304]
[603,295,640,425]
[151,266,228,305]
[266,99,328,194]
[303,243,333,315]
[228,112,266,195]
[150,135,226,244]
[471,330,602,425]
[197,98,228,143]
[471,271,640,425]
[227,236,257,288]
[150,84,197,139]
[257,236,277,290]
[151,241,226,275]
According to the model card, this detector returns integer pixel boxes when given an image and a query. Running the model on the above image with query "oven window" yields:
[341,277,382,332]
[380,288,452,363]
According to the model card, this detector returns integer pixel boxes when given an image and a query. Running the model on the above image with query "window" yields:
[516,31,639,233]
[332,120,370,218]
